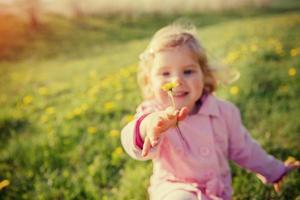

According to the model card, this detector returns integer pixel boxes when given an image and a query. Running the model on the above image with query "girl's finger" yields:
[177,107,189,121]
[148,128,160,147]
[165,107,177,119]
[156,117,164,127]
[152,139,159,146]
[274,180,282,193]
[293,160,300,168]
[142,137,151,157]
[274,183,280,193]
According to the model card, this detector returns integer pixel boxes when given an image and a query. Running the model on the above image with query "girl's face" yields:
[149,46,204,113]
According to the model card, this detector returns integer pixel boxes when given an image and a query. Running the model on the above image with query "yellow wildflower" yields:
[224,51,240,64]
[290,48,298,57]
[73,107,82,116]
[71,104,88,116]
[121,114,134,124]
[288,67,297,77]
[110,129,119,137]
[80,104,88,112]
[113,147,123,156]
[278,85,289,94]
[161,82,179,91]
[161,81,179,108]
[230,86,239,95]
[285,156,298,164]
[0,179,10,190]
[46,107,55,115]
[62,170,70,178]
[101,79,110,88]
[88,85,100,97]
[87,126,97,134]
[23,95,33,105]
[104,101,116,111]
[120,68,131,78]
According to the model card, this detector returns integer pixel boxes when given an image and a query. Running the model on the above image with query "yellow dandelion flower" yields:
[62,170,70,178]
[120,68,131,78]
[285,156,297,164]
[0,179,10,190]
[161,81,179,91]
[38,87,48,96]
[80,103,88,112]
[161,81,179,107]
[290,48,298,57]
[288,67,297,77]
[121,114,134,124]
[104,101,116,111]
[87,126,97,134]
[88,85,100,97]
[230,86,239,95]
[46,107,55,115]
[110,129,119,137]
[102,79,110,88]
[23,95,33,105]
[113,147,123,156]
[73,107,82,116]
[65,112,75,120]
[278,85,289,93]
[224,51,240,64]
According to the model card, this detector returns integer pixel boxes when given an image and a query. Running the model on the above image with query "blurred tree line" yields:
[0,0,273,31]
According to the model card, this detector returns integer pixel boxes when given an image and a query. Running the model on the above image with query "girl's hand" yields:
[273,157,300,193]
[141,106,188,157]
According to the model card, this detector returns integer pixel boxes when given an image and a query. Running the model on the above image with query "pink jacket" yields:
[121,94,286,200]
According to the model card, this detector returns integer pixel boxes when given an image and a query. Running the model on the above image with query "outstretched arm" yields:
[121,105,188,160]
[227,104,287,184]
[140,106,188,157]
[272,157,300,192]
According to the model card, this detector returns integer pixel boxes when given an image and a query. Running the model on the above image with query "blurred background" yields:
[0,0,299,199]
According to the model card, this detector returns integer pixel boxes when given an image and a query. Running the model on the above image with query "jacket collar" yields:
[197,94,220,117]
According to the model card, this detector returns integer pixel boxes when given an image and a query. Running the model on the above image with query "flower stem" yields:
[167,91,176,108]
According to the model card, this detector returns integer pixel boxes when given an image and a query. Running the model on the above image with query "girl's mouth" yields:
[172,91,189,97]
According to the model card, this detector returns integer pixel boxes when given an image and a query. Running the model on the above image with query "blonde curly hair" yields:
[138,23,217,100]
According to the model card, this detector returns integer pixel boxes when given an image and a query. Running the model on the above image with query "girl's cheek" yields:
[158,90,168,102]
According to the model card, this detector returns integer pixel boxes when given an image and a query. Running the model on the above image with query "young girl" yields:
[121,24,299,200]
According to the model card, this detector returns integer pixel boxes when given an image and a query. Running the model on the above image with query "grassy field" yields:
[0,2,300,199]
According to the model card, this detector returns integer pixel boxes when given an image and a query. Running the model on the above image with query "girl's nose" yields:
[171,74,183,85]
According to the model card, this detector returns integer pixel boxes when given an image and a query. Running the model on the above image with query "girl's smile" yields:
[149,46,204,113]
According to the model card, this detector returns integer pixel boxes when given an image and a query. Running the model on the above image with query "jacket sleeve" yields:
[120,100,163,161]
[121,115,161,161]
[227,104,286,183]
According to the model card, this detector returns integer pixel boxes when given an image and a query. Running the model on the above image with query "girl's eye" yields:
[184,69,194,75]
[161,71,170,76]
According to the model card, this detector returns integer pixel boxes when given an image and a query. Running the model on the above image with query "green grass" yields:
[0,2,300,200]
